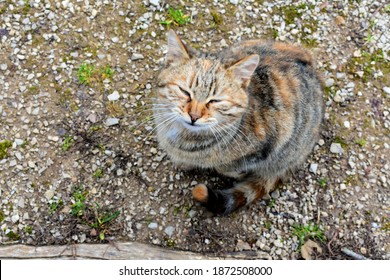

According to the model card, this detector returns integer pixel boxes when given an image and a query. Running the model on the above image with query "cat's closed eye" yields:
[178,87,191,102]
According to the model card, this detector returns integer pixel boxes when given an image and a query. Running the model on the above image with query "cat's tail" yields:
[192,179,277,214]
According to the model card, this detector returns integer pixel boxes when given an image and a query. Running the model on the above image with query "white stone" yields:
[309,163,318,173]
[105,118,119,126]
[14,138,24,146]
[164,226,174,237]
[291,29,299,35]
[229,0,239,4]
[325,78,334,87]
[149,0,160,6]
[353,50,362,57]
[131,53,144,61]
[318,139,325,146]
[383,87,390,95]
[27,74,34,80]
[107,91,120,101]
[11,214,20,223]
[148,222,158,229]
[91,9,98,18]
[330,143,344,154]
[336,72,346,80]
[0,64,7,71]
[344,121,350,128]
[111,37,119,43]
[45,189,55,200]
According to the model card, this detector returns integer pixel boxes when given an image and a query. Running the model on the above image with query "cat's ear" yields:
[228,54,259,87]
[166,30,190,66]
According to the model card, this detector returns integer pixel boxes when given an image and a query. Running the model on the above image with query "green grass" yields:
[78,63,95,85]
[293,223,326,247]
[62,135,74,151]
[160,7,190,27]
[210,10,223,25]
[70,189,88,217]
[0,140,12,160]
[0,210,4,222]
[6,230,20,241]
[24,226,33,234]
[355,138,367,147]
[49,199,64,213]
[101,66,114,80]
[93,168,103,178]
[334,136,348,148]
[68,187,120,241]
[317,178,328,188]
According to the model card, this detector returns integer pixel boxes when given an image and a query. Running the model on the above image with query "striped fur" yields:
[154,31,324,214]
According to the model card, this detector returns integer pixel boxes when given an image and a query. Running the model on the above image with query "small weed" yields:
[0,140,12,160]
[317,178,328,188]
[24,226,33,234]
[386,5,390,14]
[210,10,223,25]
[334,136,348,148]
[160,7,190,27]
[90,203,120,230]
[264,220,272,230]
[106,102,125,117]
[89,125,101,133]
[165,238,176,247]
[355,138,367,147]
[27,85,39,95]
[281,5,302,25]
[70,189,88,217]
[49,199,64,213]
[93,168,103,178]
[267,198,276,208]
[173,206,181,216]
[62,135,74,151]
[6,230,21,241]
[293,223,326,247]
[78,63,95,85]
[0,210,4,222]
[101,66,114,80]
[97,144,105,152]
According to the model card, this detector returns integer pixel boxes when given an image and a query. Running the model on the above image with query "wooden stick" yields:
[341,247,370,260]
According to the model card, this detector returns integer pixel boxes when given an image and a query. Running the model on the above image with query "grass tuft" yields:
[160,7,190,27]
[293,223,326,247]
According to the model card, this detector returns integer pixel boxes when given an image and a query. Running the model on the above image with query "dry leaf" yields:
[301,239,323,260]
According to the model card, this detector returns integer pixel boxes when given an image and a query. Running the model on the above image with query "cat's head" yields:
[156,30,259,132]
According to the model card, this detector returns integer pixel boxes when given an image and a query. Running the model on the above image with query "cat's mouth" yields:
[180,118,213,131]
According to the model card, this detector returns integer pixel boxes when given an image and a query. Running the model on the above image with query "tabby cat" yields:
[153,30,324,214]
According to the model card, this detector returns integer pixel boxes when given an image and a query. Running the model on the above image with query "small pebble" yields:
[330,143,344,154]
[105,118,119,126]
[107,91,120,101]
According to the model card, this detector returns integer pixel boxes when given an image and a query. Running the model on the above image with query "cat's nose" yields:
[189,113,201,124]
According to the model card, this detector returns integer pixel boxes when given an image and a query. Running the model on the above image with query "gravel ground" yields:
[0,0,389,259]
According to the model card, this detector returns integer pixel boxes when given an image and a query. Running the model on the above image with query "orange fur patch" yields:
[192,184,208,203]
[273,43,313,66]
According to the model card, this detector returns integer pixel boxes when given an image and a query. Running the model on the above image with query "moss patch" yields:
[0,140,12,160]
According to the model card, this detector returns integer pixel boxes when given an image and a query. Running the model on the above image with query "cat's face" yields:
[155,31,259,133]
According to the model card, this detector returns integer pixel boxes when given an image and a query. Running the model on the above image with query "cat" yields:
[153,30,324,214]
